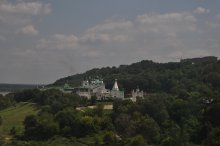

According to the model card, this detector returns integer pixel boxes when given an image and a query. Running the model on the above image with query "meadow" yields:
[0,102,38,138]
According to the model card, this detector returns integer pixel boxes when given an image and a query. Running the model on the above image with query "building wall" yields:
[132,89,144,98]
[76,90,91,99]
[111,90,124,99]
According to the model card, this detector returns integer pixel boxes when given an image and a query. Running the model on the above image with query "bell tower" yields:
[112,79,119,91]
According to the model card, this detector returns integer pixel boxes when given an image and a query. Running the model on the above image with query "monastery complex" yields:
[43,78,144,101]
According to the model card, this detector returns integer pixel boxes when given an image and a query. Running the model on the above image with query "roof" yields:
[112,79,119,91]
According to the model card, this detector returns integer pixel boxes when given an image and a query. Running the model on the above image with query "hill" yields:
[53,56,220,94]
[0,102,38,138]
[0,84,40,92]
[2,56,220,146]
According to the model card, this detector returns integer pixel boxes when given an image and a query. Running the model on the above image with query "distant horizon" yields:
[0,83,44,85]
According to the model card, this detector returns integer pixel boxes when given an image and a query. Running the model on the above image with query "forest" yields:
[0,56,220,146]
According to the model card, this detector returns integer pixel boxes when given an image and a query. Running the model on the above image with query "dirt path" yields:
[76,104,113,111]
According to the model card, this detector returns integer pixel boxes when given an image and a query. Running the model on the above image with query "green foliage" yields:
[46,136,84,146]
[13,89,88,114]
[93,103,104,117]
[4,56,220,145]
[0,94,16,110]
[0,102,38,136]
[204,72,220,88]
[103,131,117,145]
[55,108,81,136]
[99,116,114,131]
[126,135,148,146]
[204,103,220,126]
[205,127,220,146]
[161,120,182,146]
[54,56,220,96]
[23,112,59,140]
[10,126,17,135]
[132,113,160,144]
[139,94,169,125]
[3,92,220,145]
[14,89,41,102]
[0,116,2,126]
[80,116,99,135]
[169,99,192,124]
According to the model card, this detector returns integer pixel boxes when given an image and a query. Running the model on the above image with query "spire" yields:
[112,79,119,91]
[136,86,140,92]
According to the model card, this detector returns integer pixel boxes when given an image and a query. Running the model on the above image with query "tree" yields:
[134,114,160,144]
[204,103,220,126]
[23,115,39,139]
[0,95,16,110]
[161,120,182,146]
[103,131,116,145]
[80,116,98,135]
[204,72,220,88]
[91,96,97,105]
[129,135,148,146]
[115,113,133,137]
[23,112,59,140]
[55,109,81,136]
[10,126,17,135]
[0,116,2,126]
[139,94,169,125]
[169,99,191,124]
[100,117,114,131]
[93,103,104,117]
[205,127,220,146]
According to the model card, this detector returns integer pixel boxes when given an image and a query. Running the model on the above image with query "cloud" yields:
[2,5,220,84]
[112,35,129,42]
[0,1,51,41]
[80,33,111,44]
[39,12,198,60]
[0,35,6,41]
[0,12,31,26]
[85,12,196,44]
[79,12,197,47]
[205,21,219,28]
[216,14,220,19]
[193,7,210,14]
[80,20,132,45]
[76,12,201,63]
[87,20,133,33]
[18,25,38,35]
[136,12,197,35]
[37,34,79,50]
[169,49,211,59]
[0,2,51,15]
[204,13,220,29]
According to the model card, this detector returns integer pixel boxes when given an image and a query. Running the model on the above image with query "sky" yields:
[0,0,220,84]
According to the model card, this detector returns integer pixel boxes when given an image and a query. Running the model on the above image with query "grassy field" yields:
[0,102,38,138]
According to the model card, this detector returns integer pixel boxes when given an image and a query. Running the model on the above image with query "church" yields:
[73,78,124,100]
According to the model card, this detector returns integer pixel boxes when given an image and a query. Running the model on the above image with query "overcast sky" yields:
[0,0,220,84]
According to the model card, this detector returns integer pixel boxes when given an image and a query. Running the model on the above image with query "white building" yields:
[128,88,144,102]
[74,78,124,100]
[132,88,144,98]
[110,79,124,99]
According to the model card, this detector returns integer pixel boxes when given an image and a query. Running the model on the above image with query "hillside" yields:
[0,102,38,136]
[1,56,220,146]
[0,84,40,92]
[54,56,220,94]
